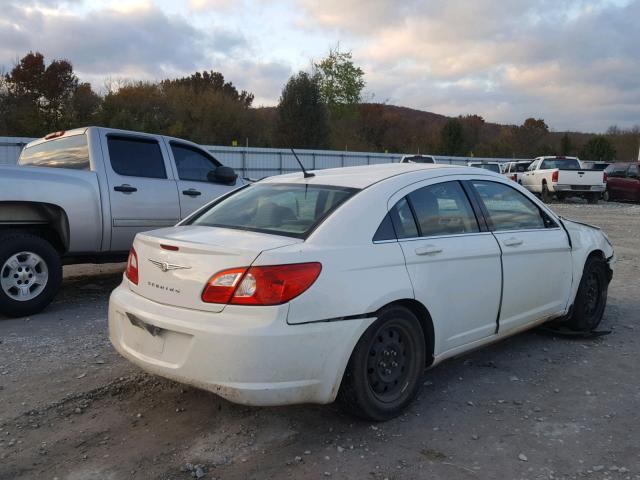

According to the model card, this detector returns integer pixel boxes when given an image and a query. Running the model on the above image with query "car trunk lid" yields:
[130,226,302,312]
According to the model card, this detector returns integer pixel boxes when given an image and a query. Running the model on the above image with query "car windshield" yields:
[187,183,358,238]
[471,163,501,173]
[540,158,581,170]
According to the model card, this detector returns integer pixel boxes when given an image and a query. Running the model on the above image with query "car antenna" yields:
[290,148,315,178]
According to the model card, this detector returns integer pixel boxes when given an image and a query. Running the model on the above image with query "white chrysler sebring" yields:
[109,164,615,420]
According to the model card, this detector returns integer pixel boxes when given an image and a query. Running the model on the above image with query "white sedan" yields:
[109,164,615,421]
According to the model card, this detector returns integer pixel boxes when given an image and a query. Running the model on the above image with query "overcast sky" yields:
[1,0,638,132]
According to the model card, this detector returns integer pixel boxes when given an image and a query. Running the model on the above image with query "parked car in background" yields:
[583,161,611,171]
[503,160,533,183]
[109,163,614,421]
[0,127,244,317]
[468,161,502,173]
[604,162,640,202]
[400,154,436,164]
[520,156,606,203]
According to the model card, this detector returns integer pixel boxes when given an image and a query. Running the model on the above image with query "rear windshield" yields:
[187,183,359,238]
[402,155,435,164]
[19,134,89,170]
[540,158,581,170]
[514,162,532,172]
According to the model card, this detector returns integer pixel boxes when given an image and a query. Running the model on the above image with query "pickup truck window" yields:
[471,181,557,231]
[107,136,167,179]
[540,158,581,170]
[527,160,540,171]
[171,143,221,182]
[19,134,89,170]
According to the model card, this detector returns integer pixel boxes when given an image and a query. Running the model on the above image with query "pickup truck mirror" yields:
[207,166,237,185]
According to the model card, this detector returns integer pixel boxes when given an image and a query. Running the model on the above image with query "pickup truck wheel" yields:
[567,256,609,332]
[541,183,553,203]
[338,305,425,421]
[587,193,600,204]
[0,234,62,318]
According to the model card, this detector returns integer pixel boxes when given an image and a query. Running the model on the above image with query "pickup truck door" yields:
[165,141,240,219]
[101,133,181,252]
[520,160,540,191]
[469,180,572,333]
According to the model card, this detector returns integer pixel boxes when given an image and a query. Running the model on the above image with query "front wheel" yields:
[567,256,609,331]
[0,233,62,318]
[338,305,426,421]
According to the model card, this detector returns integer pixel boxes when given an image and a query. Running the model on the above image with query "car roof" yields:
[259,163,490,189]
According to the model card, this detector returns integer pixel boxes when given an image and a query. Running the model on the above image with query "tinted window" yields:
[540,158,581,170]
[606,164,628,178]
[390,198,419,239]
[373,213,396,241]
[628,165,639,178]
[19,134,89,170]
[472,181,555,231]
[171,143,220,182]
[189,183,357,238]
[107,136,166,179]
[407,181,479,237]
[402,155,435,164]
[514,162,532,172]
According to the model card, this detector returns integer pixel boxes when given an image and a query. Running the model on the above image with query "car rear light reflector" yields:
[44,130,65,140]
[603,172,608,183]
[126,247,139,285]
[551,170,559,182]
[160,244,179,251]
[202,263,322,306]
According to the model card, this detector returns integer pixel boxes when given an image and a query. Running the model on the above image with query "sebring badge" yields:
[148,259,191,273]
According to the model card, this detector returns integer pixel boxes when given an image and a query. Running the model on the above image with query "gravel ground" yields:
[1,201,639,480]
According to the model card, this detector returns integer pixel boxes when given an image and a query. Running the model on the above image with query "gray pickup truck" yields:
[0,127,245,317]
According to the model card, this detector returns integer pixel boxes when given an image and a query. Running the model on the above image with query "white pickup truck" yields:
[520,156,606,203]
[0,127,245,317]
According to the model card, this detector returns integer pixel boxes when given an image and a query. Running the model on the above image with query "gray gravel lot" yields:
[1,201,639,480]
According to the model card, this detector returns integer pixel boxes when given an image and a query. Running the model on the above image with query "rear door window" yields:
[107,136,167,179]
[171,142,221,182]
[407,181,479,237]
[628,164,639,178]
[19,134,89,170]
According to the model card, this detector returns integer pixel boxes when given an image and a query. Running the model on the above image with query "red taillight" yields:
[551,170,559,182]
[202,263,322,306]
[160,244,179,251]
[44,131,65,140]
[126,247,139,285]
[603,172,608,183]
[511,174,517,181]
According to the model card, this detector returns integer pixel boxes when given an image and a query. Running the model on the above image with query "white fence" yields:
[0,136,521,178]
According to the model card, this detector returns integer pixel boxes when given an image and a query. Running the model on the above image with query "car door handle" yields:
[182,189,202,197]
[415,245,443,256]
[503,237,523,247]
[114,184,137,193]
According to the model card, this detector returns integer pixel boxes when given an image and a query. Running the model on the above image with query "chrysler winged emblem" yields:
[148,259,191,272]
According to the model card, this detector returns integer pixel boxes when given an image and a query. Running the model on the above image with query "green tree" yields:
[314,46,365,113]
[581,135,617,161]
[560,132,572,156]
[276,72,328,148]
[439,118,465,155]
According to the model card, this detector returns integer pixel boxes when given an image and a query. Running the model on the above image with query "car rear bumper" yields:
[108,283,375,406]
[553,184,605,192]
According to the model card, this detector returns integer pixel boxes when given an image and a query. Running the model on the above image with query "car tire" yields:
[541,183,552,203]
[338,305,426,421]
[0,233,62,318]
[602,189,610,202]
[567,255,609,332]
[587,193,599,204]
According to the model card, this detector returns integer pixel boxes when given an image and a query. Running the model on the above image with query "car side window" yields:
[407,181,479,237]
[107,136,167,179]
[527,160,539,171]
[606,165,626,178]
[471,180,557,231]
[627,165,639,178]
[171,143,221,182]
[390,198,419,239]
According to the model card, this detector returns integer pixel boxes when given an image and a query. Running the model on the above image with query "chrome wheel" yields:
[0,252,49,302]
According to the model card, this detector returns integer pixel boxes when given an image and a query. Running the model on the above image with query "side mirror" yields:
[207,166,237,185]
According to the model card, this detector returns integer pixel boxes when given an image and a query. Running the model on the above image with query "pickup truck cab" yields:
[503,160,533,183]
[520,156,606,203]
[468,161,502,174]
[0,126,244,317]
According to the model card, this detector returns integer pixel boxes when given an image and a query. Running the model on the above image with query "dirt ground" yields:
[1,201,639,480]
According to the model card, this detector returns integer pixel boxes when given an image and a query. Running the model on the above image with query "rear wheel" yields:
[338,305,426,421]
[567,256,609,331]
[541,182,552,203]
[602,189,610,202]
[0,233,62,318]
